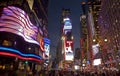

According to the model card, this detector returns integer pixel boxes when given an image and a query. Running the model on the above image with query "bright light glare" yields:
[63,18,70,22]
[74,65,80,70]
[65,53,74,61]
[104,39,108,42]
[93,39,96,42]
[93,59,101,66]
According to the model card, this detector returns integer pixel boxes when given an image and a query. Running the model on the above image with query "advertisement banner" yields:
[0,6,39,45]
[64,40,74,61]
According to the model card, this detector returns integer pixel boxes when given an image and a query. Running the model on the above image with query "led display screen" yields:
[63,18,72,30]
[92,44,99,56]
[0,6,39,45]
[40,38,44,52]
[0,46,42,62]
[43,38,50,59]
[93,58,101,66]
[64,40,74,61]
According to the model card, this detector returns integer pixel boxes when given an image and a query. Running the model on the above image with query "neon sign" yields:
[0,6,39,45]
[0,52,41,62]
[0,46,42,60]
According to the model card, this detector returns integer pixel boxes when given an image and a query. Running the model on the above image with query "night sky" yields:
[48,0,83,59]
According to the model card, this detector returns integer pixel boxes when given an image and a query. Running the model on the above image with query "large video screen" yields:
[92,44,99,57]
[63,18,72,30]
[93,58,101,66]
[0,6,39,45]
[43,38,50,59]
[64,40,74,61]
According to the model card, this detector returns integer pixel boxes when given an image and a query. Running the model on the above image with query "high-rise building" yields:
[80,0,102,70]
[80,1,90,70]
[87,0,101,65]
[56,9,74,70]
[87,0,120,69]
[98,0,120,67]
[0,0,49,72]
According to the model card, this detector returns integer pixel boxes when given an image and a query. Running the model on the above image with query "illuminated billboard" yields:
[64,40,74,61]
[93,58,101,66]
[0,46,42,62]
[92,44,99,57]
[0,6,39,45]
[40,38,44,52]
[63,18,72,30]
[43,38,50,59]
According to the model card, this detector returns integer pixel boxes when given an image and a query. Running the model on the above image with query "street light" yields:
[104,38,108,42]
[93,39,96,42]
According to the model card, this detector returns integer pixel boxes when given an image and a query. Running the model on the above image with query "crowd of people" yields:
[0,68,120,76]
[38,69,120,76]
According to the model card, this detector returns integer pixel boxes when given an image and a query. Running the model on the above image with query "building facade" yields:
[56,9,74,70]
[80,0,102,70]
[80,1,90,71]
[87,0,102,69]
[98,0,120,68]
[86,0,120,70]
[0,0,49,72]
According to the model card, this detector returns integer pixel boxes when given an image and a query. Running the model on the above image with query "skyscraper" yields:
[98,0,120,67]
[56,9,74,70]
[80,1,89,70]
[87,0,101,65]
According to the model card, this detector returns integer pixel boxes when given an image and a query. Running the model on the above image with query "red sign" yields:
[65,40,73,52]
[40,39,44,52]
